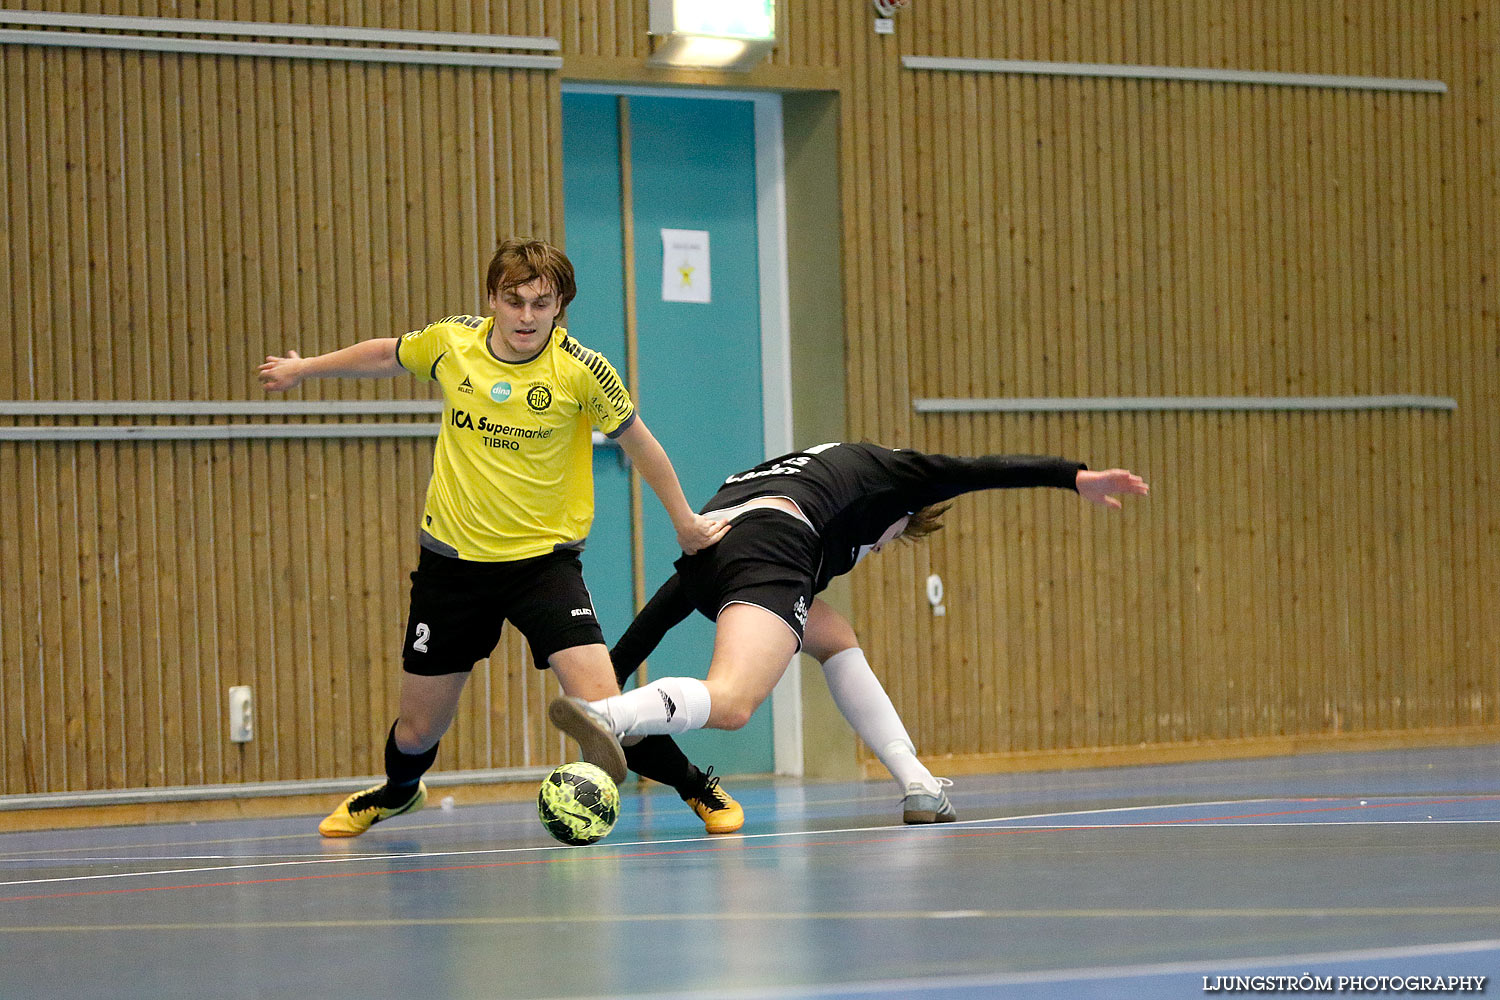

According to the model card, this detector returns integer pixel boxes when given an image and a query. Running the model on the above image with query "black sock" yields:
[382,722,438,804]
[623,735,696,795]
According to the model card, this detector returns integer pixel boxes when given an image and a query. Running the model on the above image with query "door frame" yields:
[560,83,800,776]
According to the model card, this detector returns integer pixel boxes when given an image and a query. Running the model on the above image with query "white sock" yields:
[821,647,941,794]
[880,741,942,795]
[590,677,712,737]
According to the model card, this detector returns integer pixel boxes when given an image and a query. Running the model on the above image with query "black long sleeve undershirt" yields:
[610,572,695,686]
[609,574,700,794]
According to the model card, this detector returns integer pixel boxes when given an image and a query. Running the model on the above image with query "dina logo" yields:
[490,381,512,403]
[526,384,553,412]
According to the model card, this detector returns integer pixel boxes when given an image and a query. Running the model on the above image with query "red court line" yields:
[4,796,1494,906]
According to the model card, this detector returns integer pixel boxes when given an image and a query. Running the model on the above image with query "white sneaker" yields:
[902,777,957,824]
[547,696,628,784]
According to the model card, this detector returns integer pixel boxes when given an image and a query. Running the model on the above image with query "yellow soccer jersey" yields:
[396,316,636,562]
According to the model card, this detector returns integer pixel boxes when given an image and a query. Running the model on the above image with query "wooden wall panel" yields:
[2,1,1497,800]
[842,1,1498,768]
[0,18,567,793]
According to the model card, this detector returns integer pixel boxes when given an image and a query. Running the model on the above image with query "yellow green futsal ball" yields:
[538,761,620,846]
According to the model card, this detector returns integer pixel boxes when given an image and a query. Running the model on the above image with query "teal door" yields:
[560,94,634,646]
[563,90,774,775]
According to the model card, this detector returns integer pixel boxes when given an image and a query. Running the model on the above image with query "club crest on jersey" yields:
[526,384,553,412]
[490,381,512,403]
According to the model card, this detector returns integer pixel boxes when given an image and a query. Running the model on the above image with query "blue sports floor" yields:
[1,745,1497,999]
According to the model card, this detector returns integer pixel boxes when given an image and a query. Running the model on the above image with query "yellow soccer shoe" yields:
[318,781,427,838]
[682,766,744,834]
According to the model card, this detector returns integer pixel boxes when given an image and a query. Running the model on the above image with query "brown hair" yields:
[899,503,951,543]
[486,239,577,311]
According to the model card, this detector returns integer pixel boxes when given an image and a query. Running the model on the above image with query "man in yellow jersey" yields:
[258,239,745,836]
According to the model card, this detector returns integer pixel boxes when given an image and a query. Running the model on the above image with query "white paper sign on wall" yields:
[661,228,711,303]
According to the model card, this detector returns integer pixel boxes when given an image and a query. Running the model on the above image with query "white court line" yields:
[0,797,1092,883]
[3,796,1493,890]
[564,938,1500,1000]
[7,817,1496,881]
[0,822,938,889]
[0,853,389,863]
[956,795,1329,826]
[4,788,1475,863]
[958,795,1500,829]
[0,813,549,860]
[988,820,1500,829]
[0,801,1271,886]
[0,784,867,861]
[0,844,583,890]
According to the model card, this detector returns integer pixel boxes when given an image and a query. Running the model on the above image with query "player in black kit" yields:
[551,442,1149,822]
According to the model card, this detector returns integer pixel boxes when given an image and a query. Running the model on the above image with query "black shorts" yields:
[402,547,605,675]
[673,509,819,650]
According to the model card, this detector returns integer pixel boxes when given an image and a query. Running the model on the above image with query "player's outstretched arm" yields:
[257,338,405,392]
[1075,468,1150,510]
[614,418,729,554]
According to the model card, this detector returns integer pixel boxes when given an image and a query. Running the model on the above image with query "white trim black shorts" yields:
[402,547,605,675]
[673,509,819,650]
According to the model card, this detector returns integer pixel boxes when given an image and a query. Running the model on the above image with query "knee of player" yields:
[394,717,443,752]
[705,688,756,731]
[811,639,858,665]
[805,603,860,662]
[715,704,756,731]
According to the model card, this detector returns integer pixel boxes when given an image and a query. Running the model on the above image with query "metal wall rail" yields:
[0,29,563,68]
[0,9,560,50]
[0,767,552,811]
[900,55,1447,94]
[913,395,1459,414]
[0,401,443,417]
[0,9,562,68]
[0,400,621,447]
[0,424,441,441]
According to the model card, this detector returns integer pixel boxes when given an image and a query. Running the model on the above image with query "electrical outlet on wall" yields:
[228,686,254,743]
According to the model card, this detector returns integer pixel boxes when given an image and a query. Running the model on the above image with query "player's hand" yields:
[1076,468,1149,510]
[257,350,305,392]
[676,513,730,554]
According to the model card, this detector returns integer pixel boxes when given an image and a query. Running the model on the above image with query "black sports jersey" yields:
[700,443,1083,590]
[610,444,1084,682]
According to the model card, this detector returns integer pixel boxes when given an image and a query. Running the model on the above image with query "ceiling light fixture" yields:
[647,0,777,72]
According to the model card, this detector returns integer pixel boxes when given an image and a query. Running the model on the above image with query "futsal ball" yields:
[537,762,620,846]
